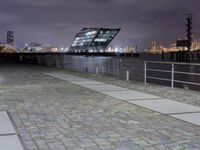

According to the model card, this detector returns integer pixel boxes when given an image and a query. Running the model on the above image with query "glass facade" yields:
[69,28,120,52]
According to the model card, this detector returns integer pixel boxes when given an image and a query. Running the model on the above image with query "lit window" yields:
[94,38,107,42]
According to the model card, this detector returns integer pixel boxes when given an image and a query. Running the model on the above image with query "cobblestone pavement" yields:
[0,62,200,150]
[66,70,200,107]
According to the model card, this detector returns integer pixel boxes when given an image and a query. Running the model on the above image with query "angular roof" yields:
[69,28,120,52]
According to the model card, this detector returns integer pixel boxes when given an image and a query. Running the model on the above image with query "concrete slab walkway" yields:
[0,135,24,150]
[45,72,200,127]
[128,99,200,115]
[0,111,24,150]
[0,111,16,135]
[171,113,200,126]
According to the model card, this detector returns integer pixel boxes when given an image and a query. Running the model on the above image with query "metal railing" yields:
[144,61,200,88]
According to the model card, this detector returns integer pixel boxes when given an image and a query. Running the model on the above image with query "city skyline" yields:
[0,0,200,49]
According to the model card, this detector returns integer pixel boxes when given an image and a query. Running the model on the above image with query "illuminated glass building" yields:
[69,28,120,52]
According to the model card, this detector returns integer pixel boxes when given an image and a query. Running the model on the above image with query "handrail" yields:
[174,80,200,86]
[174,71,200,76]
[144,61,200,89]
[147,76,172,82]
[147,68,200,76]
[145,61,200,66]
[147,68,172,73]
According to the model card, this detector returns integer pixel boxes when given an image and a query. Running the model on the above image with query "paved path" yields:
[0,111,24,150]
[44,72,200,127]
[0,63,200,150]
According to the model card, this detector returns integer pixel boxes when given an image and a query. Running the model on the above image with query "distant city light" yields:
[60,47,64,51]
[148,40,200,54]
[106,46,136,53]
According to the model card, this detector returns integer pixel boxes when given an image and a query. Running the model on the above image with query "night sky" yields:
[0,0,200,49]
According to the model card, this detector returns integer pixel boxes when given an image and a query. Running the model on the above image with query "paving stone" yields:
[128,99,200,114]
[101,90,160,100]
[0,111,16,135]
[0,135,24,150]
[70,80,105,85]
[171,113,200,126]
[44,72,87,81]
[81,84,129,92]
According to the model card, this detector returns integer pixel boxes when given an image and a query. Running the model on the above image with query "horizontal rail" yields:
[147,76,200,86]
[147,76,172,82]
[147,69,200,76]
[174,80,200,86]
[147,68,172,73]
[174,71,200,76]
[145,61,200,66]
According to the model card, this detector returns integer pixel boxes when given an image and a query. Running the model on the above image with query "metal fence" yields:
[144,61,200,89]
[63,56,144,82]
[14,53,200,90]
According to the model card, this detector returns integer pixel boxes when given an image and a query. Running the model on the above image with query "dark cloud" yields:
[85,0,113,3]
[0,0,199,48]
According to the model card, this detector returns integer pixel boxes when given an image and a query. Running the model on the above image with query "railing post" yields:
[144,61,147,85]
[96,66,99,76]
[126,70,129,81]
[171,64,174,88]
[83,62,85,73]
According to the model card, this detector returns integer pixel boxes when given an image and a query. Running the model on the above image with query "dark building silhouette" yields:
[7,31,14,44]
[186,14,192,51]
[69,28,120,52]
